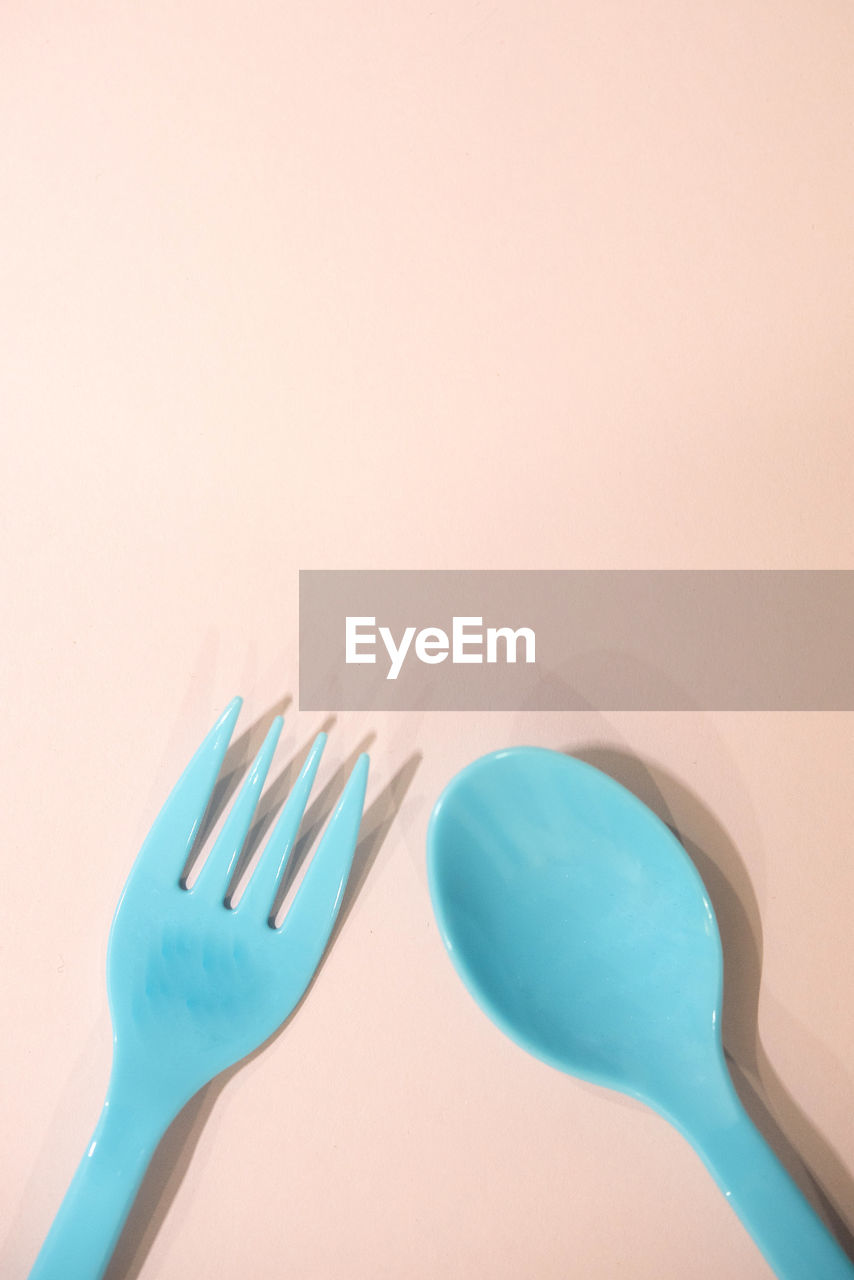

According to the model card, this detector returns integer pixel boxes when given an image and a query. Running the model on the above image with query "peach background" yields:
[2,3,853,1277]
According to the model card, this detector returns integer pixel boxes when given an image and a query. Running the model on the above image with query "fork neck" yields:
[28,1048,193,1280]
[96,1043,192,1170]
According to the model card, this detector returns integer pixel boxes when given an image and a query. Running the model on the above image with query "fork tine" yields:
[191,716,283,901]
[274,754,369,970]
[237,732,327,919]
[134,697,243,884]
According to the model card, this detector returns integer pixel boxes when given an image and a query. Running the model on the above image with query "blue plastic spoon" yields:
[427,747,853,1280]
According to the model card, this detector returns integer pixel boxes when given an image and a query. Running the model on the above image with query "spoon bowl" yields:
[428,746,721,1119]
[427,747,853,1280]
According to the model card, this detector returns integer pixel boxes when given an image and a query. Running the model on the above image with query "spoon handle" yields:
[690,1086,854,1279]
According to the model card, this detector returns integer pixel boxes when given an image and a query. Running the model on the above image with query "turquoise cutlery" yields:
[427,746,853,1280]
[29,698,369,1280]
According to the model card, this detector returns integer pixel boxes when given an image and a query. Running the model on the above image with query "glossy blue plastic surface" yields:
[29,699,369,1280]
[427,747,853,1280]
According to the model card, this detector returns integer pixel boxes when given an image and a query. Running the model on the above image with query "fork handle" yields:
[28,1061,180,1280]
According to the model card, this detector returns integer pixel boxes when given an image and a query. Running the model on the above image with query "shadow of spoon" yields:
[570,745,854,1259]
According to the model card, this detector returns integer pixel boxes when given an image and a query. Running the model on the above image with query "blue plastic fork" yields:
[29,698,369,1280]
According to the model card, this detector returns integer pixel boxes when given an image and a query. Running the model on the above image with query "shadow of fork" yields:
[102,747,420,1280]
